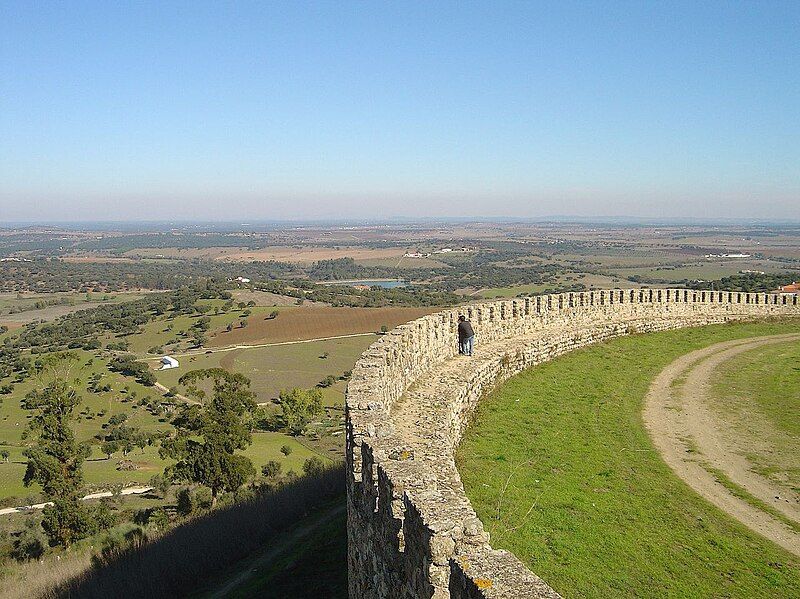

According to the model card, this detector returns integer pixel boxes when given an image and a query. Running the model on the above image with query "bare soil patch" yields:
[643,334,800,556]
[208,306,436,346]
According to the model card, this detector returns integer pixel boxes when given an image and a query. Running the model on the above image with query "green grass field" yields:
[0,349,174,499]
[457,319,800,598]
[0,299,366,506]
[709,339,800,493]
[610,261,784,282]
[477,273,632,299]
[0,342,336,501]
[120,305,271,354]
[155,336,373,404]
[0,291,143,314]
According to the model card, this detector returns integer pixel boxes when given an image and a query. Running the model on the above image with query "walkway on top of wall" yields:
[388,312,755,598]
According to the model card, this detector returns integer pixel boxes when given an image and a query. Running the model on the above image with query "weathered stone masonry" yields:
[346,290,800,598]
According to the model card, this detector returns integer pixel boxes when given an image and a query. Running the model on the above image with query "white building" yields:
[160,356,179,370]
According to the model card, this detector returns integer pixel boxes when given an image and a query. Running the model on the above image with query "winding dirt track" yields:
[643,334,800,557]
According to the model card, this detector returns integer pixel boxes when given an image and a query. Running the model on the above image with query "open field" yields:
[155,335,374,404]
[0,292,145,327]
[457,320,800,598]
[643,335,800,557]
[356,256,450,269]
[707,339,800,503]
[207,306,436,347]
[476,273,639,299]
[610,260,794,282]
[0,342,334,501]
[230,290,312,306]
[119,307,260,354]
[122,245,410,263]
[0,299,376,505]
[0,350,172,500]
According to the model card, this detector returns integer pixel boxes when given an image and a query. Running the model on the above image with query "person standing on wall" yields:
[458,314,475,356]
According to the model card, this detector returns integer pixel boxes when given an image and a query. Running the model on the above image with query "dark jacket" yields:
[458,320,474,342]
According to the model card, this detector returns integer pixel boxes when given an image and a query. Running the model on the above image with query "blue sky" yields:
[1,1,798,221]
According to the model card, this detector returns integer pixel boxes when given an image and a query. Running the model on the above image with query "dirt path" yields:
[643,333,800,557]
[202,503,345,599]
[0,486,153,517]
[153,381,197,405]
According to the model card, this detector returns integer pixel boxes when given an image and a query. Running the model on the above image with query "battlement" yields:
[346,290,800,598]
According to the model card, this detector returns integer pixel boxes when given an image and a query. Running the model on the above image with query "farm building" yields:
[772,281,800,295]
[159,356,180,370]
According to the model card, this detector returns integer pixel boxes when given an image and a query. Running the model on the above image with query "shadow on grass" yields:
[53,465,345,599]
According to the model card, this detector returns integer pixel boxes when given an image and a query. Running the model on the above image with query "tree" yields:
[109,354,156,386]
[0,450,8,463]
[22,380,92,546]
[120,438,134,456]
[303,457,326,477]
[280,445,292,457]
[262,460,282,479]
[101,441,118,460]
[176,486,213,516]
[268,310,279,319]
[278,388,324,435]
[108,413,128,426]
[12,527,46,561]
[161,370,257,505]
[149,473,171,498]
[317,375,337,388]
[135,431,149,454]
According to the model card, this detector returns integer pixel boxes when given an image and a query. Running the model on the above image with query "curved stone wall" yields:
[346,289,800,598]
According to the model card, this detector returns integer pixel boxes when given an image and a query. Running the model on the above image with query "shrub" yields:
[261,460,282,479]
[177,487,213,517]
[55,465,345,597]
[149,474,170,498]
[176,488,193,517]
[317,375,337,388]
[11,528,46,561]
[303,457,326,477]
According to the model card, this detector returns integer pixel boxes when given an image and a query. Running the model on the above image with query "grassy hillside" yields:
[48,466,345,599]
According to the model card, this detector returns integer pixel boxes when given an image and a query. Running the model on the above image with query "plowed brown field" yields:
[207,306,438,346]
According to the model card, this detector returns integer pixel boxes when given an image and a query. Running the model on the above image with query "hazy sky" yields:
[1,1,799,222]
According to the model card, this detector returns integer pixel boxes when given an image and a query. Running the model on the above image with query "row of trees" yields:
[108,355,157,386]
[11,281,231,352]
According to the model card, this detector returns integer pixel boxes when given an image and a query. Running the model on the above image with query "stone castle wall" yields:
[346,289,800,598]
